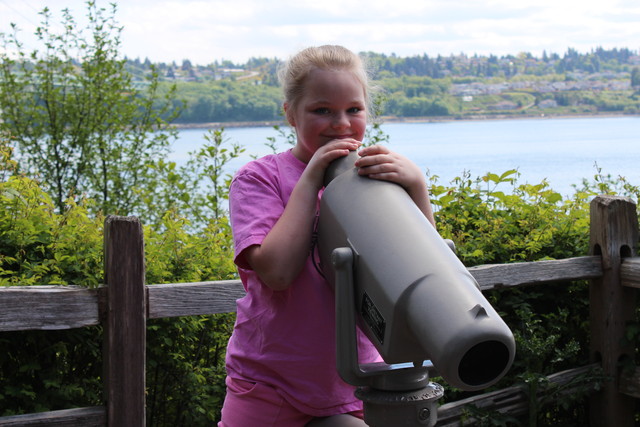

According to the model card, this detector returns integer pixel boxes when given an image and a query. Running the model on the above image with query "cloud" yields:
[2,0,639,65]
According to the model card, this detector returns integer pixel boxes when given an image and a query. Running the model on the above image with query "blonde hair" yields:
[278,45,373,120]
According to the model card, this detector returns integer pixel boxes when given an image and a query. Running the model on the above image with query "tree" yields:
[0,1,181,215]
[631,67,640,90]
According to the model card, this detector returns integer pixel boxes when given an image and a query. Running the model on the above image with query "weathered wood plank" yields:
[588,195,638,427]
[103,216,146,427]
[0,256,607,329]
[0,406,105,426]
[621,258,640,289]
[147,280,245,318]
[469,256,602,291]
[436,364,599,426]
[619,366,640,399]
[0,286,100,331]
[146,258,605,319]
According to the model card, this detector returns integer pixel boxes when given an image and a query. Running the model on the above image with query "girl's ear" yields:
[284,102,296,127]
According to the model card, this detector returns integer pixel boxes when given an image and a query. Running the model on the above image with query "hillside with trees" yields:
[126,47,640,124]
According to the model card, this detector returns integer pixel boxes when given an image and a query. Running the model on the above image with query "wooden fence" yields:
[0,195,638,426]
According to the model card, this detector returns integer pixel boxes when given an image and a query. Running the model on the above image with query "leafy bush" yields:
[0,135,237,423]
[0,150,104,288]
[431,170,591,264]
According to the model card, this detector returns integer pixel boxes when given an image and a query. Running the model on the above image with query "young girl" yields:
[219,45,435,427]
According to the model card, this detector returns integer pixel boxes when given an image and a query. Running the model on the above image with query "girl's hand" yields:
[356,144,436,227]
[355,144,422,190]
[302,138,361,189]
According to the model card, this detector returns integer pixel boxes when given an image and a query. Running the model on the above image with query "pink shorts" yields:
[218,377,364,426]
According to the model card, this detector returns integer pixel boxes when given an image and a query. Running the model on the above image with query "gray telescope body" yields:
[318,152,515,391]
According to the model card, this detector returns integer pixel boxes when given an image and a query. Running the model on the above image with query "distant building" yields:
[538,99,558,109]
[488,101,518,111]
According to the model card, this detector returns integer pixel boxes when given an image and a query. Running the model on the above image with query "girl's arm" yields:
[242,139,361,291]
[355,145,436,228]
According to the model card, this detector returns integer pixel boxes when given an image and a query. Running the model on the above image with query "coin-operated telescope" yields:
[317,152,516,426]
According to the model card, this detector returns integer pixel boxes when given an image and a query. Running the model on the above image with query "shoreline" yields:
[171,112,638,130]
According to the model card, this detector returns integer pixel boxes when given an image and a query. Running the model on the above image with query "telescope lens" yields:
[458,341,511,387]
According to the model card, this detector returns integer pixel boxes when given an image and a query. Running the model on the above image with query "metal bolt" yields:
[418,407,431,421]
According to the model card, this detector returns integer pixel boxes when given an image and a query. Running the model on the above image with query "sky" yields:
[1,0,639,66]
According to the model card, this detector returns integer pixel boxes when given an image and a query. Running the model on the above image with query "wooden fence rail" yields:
[0,195,638,426]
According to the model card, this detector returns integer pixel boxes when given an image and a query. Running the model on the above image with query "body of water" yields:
[169,116,640,197]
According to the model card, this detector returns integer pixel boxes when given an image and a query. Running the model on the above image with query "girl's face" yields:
[287,68,367,163]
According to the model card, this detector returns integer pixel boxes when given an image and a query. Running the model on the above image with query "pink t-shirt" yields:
[226,149,380,416]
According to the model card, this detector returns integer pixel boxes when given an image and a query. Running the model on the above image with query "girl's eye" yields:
[313,108,330,114]
[348,107,362,114]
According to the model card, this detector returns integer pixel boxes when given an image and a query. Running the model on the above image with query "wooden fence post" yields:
[104,216,146,426]
[589,195,638,426]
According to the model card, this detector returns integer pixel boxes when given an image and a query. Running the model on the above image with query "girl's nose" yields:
[332,112,350,129]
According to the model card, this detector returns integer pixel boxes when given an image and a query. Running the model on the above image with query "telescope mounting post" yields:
[332,247,444,427]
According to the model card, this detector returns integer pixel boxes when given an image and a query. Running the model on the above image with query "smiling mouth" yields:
[325,135,354,140]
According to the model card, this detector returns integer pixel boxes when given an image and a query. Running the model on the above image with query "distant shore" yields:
[172,111,637,130]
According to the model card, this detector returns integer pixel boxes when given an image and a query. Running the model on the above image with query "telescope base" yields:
[356,382,444,427]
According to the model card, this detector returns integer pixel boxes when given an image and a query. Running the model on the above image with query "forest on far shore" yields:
[124,47,640,124]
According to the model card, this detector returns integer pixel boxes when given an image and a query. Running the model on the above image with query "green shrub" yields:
[0,137,237,422]
[431,169,592,264]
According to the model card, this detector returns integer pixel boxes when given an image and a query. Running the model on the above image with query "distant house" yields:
[488,101,518,111]
[538,99,558,109]
[215,68,246,80]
